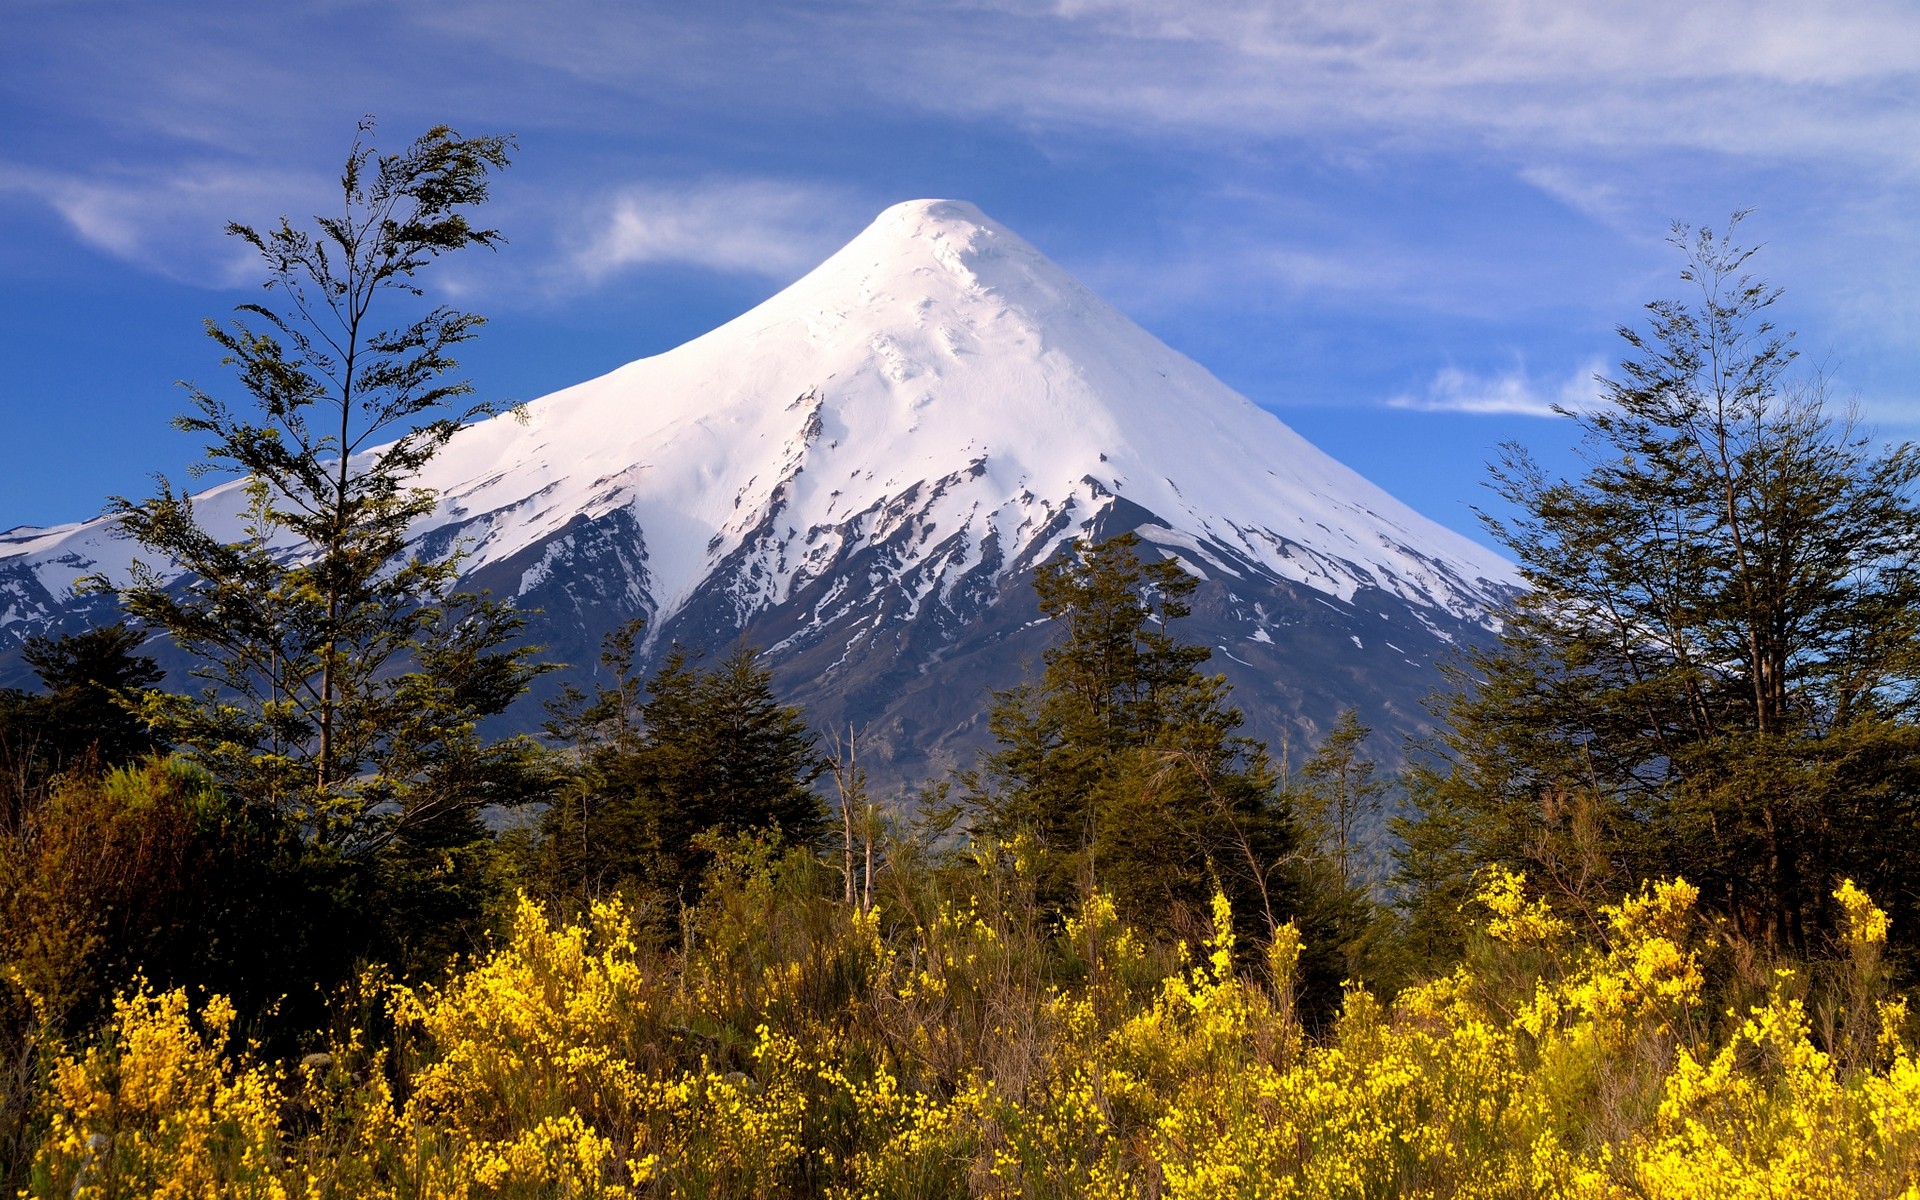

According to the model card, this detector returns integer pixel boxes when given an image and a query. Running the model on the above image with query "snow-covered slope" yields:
[0,200,1516,780]
[425,198,1511,624]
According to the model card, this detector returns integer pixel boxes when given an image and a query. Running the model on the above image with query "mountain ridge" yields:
[0,198,1516,787]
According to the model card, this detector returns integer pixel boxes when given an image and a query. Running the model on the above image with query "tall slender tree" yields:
[97,121,545,853]
[1298,709,1386,896]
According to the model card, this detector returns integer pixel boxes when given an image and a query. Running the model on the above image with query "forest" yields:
[4,125,1920,1198]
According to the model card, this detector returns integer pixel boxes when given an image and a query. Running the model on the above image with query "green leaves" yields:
[973,534,1299,940]
[98,122,541,855]
[1424,215,1920,954]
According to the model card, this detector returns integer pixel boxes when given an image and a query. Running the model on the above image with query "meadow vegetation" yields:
[4,134,1919,1194]
[13,826,1920,1197]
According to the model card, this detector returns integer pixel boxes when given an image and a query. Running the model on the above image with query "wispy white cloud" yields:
[0,159,322,285]
[1389,357,1609,417]
[917,0,1920,167]
[561,179,866,284]
[1077,236,1416,319]
[1516,165,1639,231]
[415,1,1920,171]
[0,151,867,303]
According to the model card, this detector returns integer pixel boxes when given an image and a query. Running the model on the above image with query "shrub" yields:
[21,841,1920,1197]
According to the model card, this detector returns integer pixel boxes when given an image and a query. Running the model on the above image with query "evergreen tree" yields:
[1412,214,1920,955]
[1297,709,1386,896]
[632,644,827,889]
[540,630,826,905]
[972,534,1300,942]
[94,121,547,858]
[0,624,164,827]
[1386,765,1481,966]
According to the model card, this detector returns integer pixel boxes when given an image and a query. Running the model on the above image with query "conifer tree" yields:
[95,121,546,857]
[1386,766,1480,965]
[973,534,1298,939]
[1414,214,1920,953]
[633,644,826,885]
[540,630,825,904]
[0,624,164,825]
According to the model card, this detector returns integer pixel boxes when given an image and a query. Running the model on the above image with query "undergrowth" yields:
[21,842,1920,1198]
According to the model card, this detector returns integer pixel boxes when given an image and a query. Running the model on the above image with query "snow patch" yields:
[0,197,1515,647]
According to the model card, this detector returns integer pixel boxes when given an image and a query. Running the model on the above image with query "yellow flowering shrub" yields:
[33,985,286,1200]
[395,896,660,1151]
[1611,883,1920,1199]
[1479,864,1573,950]
[26,860,1920,1198]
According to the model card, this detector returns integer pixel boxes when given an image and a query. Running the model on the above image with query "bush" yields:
[0,759,314,1034]
[19,838,1920,1197]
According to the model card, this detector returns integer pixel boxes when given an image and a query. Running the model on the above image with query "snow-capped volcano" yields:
[1,199,1516,783]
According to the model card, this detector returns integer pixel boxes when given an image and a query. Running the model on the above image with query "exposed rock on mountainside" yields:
[0,200,1517,788]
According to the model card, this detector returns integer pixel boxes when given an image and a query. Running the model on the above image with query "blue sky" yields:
[5,1,1919,549]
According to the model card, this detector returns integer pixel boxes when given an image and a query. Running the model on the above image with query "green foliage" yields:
[1409,214,1920,957]
[96,120,544,854]
[0,624,164,826]
[1387,765,1481,966]
[537,624,828,908]
[1289,709,1402,991]
[1296,708,1386,895]
[0,759,308,1034]
[971,534,1301,947]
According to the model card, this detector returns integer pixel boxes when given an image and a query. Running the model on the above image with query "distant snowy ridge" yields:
[0,199,1512,649]
[0,201,1516,779]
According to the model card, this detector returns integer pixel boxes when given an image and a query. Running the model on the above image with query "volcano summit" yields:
[0,200,1516,785]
